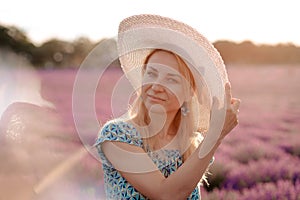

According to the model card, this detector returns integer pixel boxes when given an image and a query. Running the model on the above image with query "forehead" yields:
[146,51,180,73]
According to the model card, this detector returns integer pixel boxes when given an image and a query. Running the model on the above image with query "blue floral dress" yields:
[95,120,201,199]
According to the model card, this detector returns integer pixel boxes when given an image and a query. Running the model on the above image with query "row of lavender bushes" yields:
[201,119,300,200]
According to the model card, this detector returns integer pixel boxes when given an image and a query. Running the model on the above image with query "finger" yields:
[225,82,232,108]
[231,98,241,106]
[231,99,241,113]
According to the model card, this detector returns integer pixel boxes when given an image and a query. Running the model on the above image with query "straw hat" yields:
[117,14,229,158]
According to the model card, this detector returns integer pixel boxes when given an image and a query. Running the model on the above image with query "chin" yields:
[145,102,166,114]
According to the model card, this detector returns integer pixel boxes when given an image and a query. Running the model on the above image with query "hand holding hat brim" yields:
[220,82,240,140]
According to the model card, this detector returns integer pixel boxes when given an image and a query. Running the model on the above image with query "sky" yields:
[0,0,299,46]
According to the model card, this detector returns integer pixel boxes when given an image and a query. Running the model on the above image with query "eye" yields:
[146,71,157,77]
[167,78,178,83]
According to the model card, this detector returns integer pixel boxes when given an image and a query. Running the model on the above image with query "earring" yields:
[181,102,189,116]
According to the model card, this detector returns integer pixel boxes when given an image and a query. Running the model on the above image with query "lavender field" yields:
[1,65,300,199]
[201,65,300,199]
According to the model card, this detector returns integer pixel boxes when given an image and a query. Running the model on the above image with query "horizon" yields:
[1,21,299,47]
[0,0,299,46]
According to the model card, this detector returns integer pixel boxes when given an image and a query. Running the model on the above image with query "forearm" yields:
[158,140,221,199]
[103,139,222,199]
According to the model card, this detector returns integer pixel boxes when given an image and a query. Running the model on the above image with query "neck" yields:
[148,109,178,138]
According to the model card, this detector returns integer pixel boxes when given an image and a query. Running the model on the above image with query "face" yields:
[141,50,189,114]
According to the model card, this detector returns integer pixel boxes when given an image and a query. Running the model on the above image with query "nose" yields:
[151,83,164,92]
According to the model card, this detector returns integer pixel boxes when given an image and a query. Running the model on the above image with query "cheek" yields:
[142,74,154,85]
[167,85,186,104]
[141,84,151,96]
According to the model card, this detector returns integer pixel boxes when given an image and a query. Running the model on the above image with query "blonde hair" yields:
[128,49,203,161]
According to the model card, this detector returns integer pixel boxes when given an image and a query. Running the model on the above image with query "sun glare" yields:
[0,0,299,45]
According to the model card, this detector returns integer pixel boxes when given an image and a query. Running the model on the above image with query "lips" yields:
[147,94,166,102]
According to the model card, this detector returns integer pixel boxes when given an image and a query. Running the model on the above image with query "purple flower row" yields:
[202,179,300,200]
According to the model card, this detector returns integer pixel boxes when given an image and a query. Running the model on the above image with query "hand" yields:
[219,82,240,141]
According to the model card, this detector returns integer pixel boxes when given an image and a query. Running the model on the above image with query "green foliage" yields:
[0,25,35,61]
[214,40,300,65]
[0,24,94,69]
[1,23,300,69]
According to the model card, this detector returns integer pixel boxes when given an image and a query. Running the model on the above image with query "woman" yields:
[96,14,240,199]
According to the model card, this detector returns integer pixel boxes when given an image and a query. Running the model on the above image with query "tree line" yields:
[1,24,300,69]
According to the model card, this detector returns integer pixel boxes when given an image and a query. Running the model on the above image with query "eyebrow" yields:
[148,66,182,78]
[148,66,158,72]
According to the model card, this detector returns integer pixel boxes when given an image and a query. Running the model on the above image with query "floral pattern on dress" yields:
[95,120,200,200]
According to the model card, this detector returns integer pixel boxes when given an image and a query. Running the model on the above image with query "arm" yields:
[102,139,219,200]
[102,83,240,199]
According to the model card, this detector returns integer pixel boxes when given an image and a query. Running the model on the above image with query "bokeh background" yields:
[1,1,300,199]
